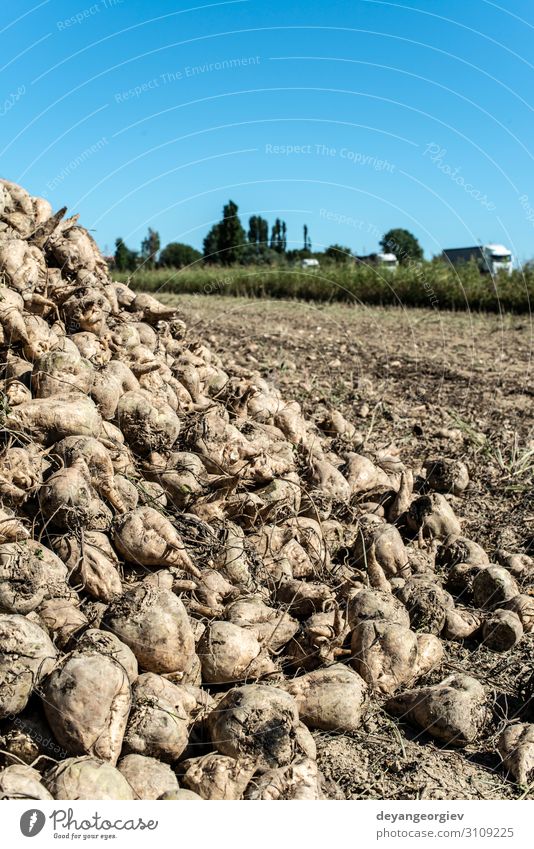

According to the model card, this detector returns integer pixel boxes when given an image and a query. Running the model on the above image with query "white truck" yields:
[442,244,513,276]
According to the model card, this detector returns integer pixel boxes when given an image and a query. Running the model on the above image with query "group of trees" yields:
[114,201,424,271]
[114,231,202,272]
[202,201,310,266]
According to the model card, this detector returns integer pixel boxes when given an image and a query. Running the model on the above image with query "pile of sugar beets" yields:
[0,178,533,801]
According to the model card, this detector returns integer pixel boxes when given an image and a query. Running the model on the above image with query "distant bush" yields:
[113,262,533,312]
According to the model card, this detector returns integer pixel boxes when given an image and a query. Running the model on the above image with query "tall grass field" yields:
[113,263,534,312]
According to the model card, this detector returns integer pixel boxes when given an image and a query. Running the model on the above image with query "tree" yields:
[140,228,161,268]
[114,238,137,272]
[269,218,287,253]
[248,215,269,250]
[325,244,352,264]
[159,242,202,268]
[203,224,221,264]
[258,216,269,246]
[303,224,311,252]
[217,200,246,265]
[380,228,423,264]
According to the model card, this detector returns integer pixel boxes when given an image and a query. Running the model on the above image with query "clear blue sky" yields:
[2,0,534,261]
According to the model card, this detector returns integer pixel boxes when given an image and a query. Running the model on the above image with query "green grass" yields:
[113,262,534,312]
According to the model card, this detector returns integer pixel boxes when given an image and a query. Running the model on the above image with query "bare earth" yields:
[165,294,534,800]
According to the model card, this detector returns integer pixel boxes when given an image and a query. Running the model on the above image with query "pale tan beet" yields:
[275,576,335,617]
[1,378,31,408]
[472,566,519,609]
[216,522,252,589]
[251,475,302,523]
[0,542,46,612]
[117,390,180,456]
[197,620,278,684]
[37,598,88,648]
[407,493,461,541]
[285,609,349,671]
[344,452,391,495]
[42,651,131,764]
[113,505,199,576]
[32,350,94,398]
[0,764,53,800]
[0,507,30,543]
[62,288,111,336]
[0,614,57,718]
[180,753,257,800]
[90,361,138,420]
[122,673,195,762]
[22,314,60,360]
[273,400,309,446]
[482,609,523,651]
[309,458,351,503]
[190,568,238,616]
[425,457,469,495]
[132,292,177,323]
[53,435,125,512]
[7,539,68,595]
[76,628,138,683]
[444,561,483,600]
[498,724,534,785]
[71,331,112,366]
[318,409,358,440]
[504,595,534,633]
[396,577,454,634]
[189,409,258,475]
[0,286,28,343]
[103,584,196,675]
[0,445,44,504]
[350,620,443,696]
[44,757,134,800]
[245,758,325,800]
[0,240,46,293]
[284,664,368,732]
[353,520,409,587]
[386,673,488,747]
[39,457,112,531]
[117,754,179,800]
[285,516,330,571]
[208,685,316,769]
[6,395,102,445]
[436,535,490,569]
[54,531,122,603]
[159,789,202,800]
[225,596,299,650]
[442,607,482,641]
[495,550,534,581]
[347,587,410,629]
[143,450,210,507]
